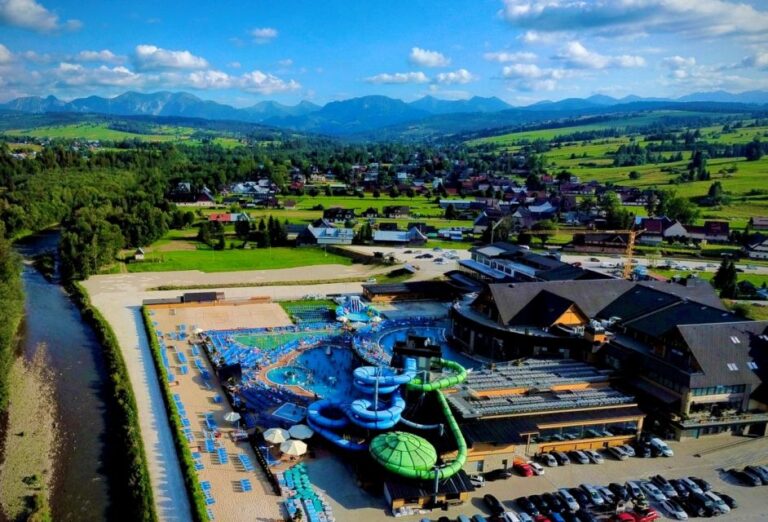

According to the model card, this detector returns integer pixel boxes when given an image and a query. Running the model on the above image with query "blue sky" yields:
[1,0,768,106]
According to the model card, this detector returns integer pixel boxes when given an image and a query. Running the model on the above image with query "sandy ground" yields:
[91,263,387,293]
[0,345,56,520]
[150,303,293,522]
[82,268,370,521]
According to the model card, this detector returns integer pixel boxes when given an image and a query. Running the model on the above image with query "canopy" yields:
[280,439,308,456]
[369,432,437,472]
[288,424,314,440]
[263,427,290,444]
[223,411,241,423]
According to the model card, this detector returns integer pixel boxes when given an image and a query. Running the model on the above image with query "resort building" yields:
[447,359,644,472]
[296,224,355,246]
[449,278,768,439]
[457,242,610,284]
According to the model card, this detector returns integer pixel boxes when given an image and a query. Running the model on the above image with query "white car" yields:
[501,511,521,522]
[680,477,703,495]
[516,513,534,522]
[661,500,688,520]
[649,437,674,457]
[539,453,558,467]
[620,444,635,457]
[704,492,730,513]
[469,474,485,488]
[606,446,628,460]
[597,486,616,504]
[584,449,604,464]
[640,480,667,502]
[527,461,545,475]
[558,488,580,511]
[580,484,604,506]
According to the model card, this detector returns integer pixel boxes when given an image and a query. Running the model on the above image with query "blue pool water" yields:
[267,345,357,399]
[377,325,481,369]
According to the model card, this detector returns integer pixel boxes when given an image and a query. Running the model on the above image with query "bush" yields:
[141,307,209,522]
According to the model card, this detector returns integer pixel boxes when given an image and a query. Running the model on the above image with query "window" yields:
[726,363,739,371]
[748,361,758,370]
[730,336,741,344]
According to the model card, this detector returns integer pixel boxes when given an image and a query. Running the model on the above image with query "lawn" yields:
[650,269,768,287]
[4,123,188,142]
[126,246,353,273]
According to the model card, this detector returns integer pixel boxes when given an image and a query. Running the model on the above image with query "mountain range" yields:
[2,89,767,138]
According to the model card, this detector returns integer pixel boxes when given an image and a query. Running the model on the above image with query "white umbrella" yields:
[224,411,241,423]
[288,424,314,440]
[194,328,204,335]
[280,439,308,456]
[263,427,290,444]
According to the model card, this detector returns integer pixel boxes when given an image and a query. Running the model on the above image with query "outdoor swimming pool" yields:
[266,345,358,399]
[377,325,481,369]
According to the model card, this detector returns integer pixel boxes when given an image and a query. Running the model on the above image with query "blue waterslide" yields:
[346,393,406,430]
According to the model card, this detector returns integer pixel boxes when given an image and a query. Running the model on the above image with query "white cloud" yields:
[20,50,51,63]
[278,58,293,67]
[435,68,476,84]
[661,55,697,79]
[555,41,645,69]
[0,43,13,64]
[75,50,124,64]
[499,0,768,39]
[134,45,209,71]
[483,51,537,63]
[502,63,567,91]
[409,47,450,67]
[0,0,79,32]
[240,70,299,94]
[364,71,429,84]
[228,61,241,69]
[186,70,232,89]
[737,51,768,69]
[53,62,142,87]
[251,27,278,43]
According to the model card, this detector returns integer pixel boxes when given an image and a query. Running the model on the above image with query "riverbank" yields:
[0,345,56,521]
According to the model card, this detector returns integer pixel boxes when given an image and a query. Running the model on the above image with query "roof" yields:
[487,280,634,325]
[384,470,475,500]
[509,290,583,327]
[363,281,461,298]
[676,321,767,388]
[623,301,742,338]
[597,285,687,322]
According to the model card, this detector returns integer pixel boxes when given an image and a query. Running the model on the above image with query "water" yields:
[14,232,112,521]
[377,324,481,370]
[267,345,358,399]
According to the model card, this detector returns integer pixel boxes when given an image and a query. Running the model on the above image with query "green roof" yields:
[369,432,437,471]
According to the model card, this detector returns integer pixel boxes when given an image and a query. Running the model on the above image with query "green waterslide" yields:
[369,358,468,480]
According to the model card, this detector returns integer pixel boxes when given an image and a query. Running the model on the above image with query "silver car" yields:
[661,499,688,520]
[584,449,604,464]
[640,481,667,502]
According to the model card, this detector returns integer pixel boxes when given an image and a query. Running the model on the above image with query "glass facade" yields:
[690,384,746,396]
[531,420,639,443]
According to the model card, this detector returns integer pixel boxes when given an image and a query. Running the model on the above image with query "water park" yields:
[143,294,480,521]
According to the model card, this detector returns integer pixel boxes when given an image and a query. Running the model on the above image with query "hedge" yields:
[140,306,209,522]
[70,283,157,521]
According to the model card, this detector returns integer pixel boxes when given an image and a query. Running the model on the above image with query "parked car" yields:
[584,449,604,464]
[704,491,730,514]
[649,437,674,457]
[609,514,634,522]
[713,491,737,509]
[514,461,534,477]
[528,461,545,476]
[457,516,472,522]
[640,480,667,502]
[678,495,706,517]
[557,489,580,512]
[625,481,643,499]
[633,442,652,458]
[538,453,558,467]
[469,473,485,487]
[529,494,551,515]
[727,468,761,486]
[688,492,717,517]
[597,486,616,504]
[516,497,540,517]
[484,494,505,516]
[501,512,522,522]
[633,507,660,522]
[549,513,566,522]
[745,465,768,484]
[568,488,589,508]
[552,451,571,466]
[484,468,513,481]
[651,475,677,498]
[608,482,630,501]
[669,479,689,498]
[679,477,703,495]
[688,476,712,492]
[471,515,489,522]
[619,444,635,457]
[574,510,597,522]
[660,499,688,520]
[568,450,590,464]
[580,484,604,506]
[542,493,564,513]
[606,446,628,461]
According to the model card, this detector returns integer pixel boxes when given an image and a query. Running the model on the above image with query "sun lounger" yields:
[240,478,252,492]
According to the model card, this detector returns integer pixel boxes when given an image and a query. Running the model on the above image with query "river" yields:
[15,231,112,521]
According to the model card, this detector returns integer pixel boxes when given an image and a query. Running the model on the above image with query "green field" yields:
[126,246,353,273]
[4,123,192,142]
[651,269,768,287]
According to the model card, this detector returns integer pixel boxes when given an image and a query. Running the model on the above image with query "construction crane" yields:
[622,229,640,280]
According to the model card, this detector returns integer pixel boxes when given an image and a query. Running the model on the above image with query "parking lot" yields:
[391,436,768,522]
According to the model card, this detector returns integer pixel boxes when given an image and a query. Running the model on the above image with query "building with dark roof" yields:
[448,278,768,439]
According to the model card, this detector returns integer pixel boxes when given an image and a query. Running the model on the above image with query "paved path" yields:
[82,270,368,520]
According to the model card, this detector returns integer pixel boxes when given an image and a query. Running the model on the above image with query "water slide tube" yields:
[346,393,406,430]
[352,358,417,395]
[406,358,467,392]
[306,399,367,451]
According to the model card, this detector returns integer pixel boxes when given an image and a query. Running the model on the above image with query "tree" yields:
[532,219,556,245]
[235,216,251,240]
[713,258,737,298]
[745,138,763,161]
[444,204,457,220]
